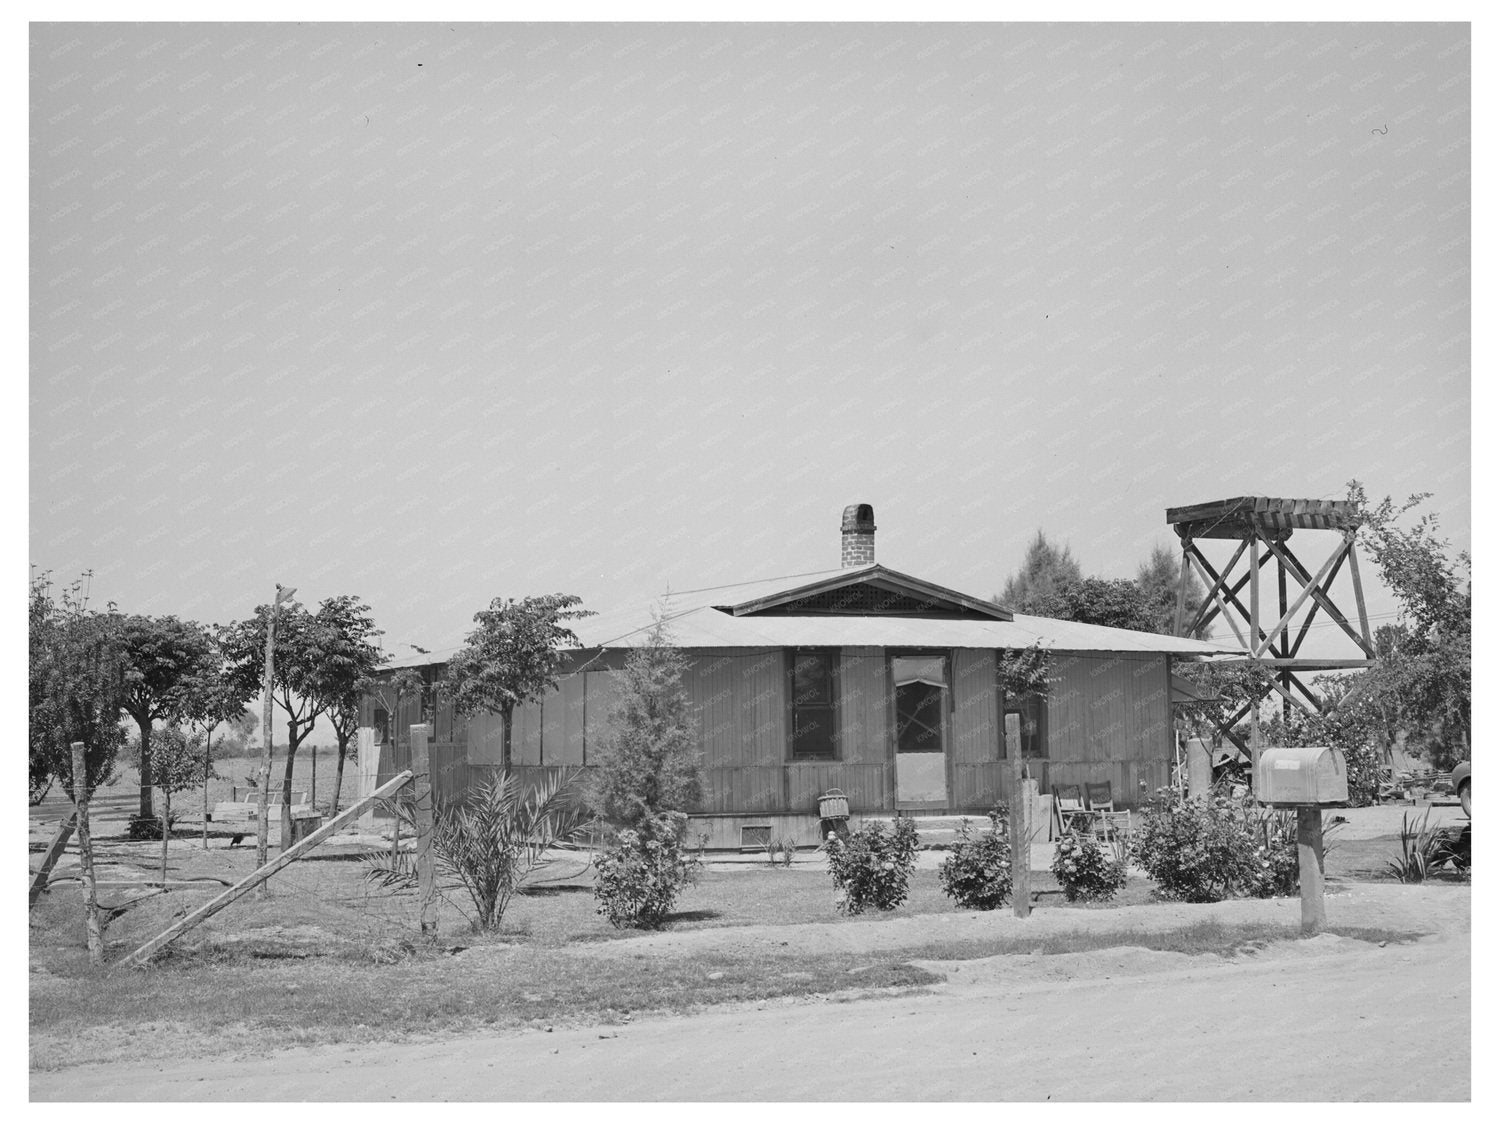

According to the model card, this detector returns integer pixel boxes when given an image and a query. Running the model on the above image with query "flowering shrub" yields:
[1244,811,1301,898]
[1051,829,1127,903]
[825,817,919,914]
[593,819,701,929]
[1130,789,1262,903]
[938,811,1012,910]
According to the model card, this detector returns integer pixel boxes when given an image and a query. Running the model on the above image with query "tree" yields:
[588,611,702,837]
[1035,576,1162,632]
[446,594,592,769]
[1343,481,1471,764]
[1135,542,1208,637]
[29,571,131,801]
[178,632,258,848]
[116,614,217,819]
[219,600,337,846]
[995,530,1083,613]
[308,596,386,816]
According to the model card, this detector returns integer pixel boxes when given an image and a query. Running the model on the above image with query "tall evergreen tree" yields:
[995,530,1083,614]
[588,611,703,839]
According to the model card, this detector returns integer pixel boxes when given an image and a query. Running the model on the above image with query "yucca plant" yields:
[364,770,590,932]
[1387,810,1438,883]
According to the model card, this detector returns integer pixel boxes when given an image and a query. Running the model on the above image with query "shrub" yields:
[363,770,590,933]
[825,817,919,914]
[1051,829,1127,903]
[938,812,1012,910]
[126,813,164,841]
[594,815,701,929]
[1131,789,1261,903]
[1244,811,1301,898]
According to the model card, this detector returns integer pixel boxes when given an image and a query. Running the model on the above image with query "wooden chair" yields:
[1085,781,1131,841]
[1053,784,1092,836]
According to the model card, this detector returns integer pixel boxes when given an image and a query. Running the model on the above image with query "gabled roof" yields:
[714,564,1013,621]
[383,565,1238,668]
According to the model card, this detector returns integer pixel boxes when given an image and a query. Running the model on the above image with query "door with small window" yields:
[891,653,950,808]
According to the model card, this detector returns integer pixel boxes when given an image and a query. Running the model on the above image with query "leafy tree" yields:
[223,596,381,845]
[994,530,1083,613]
[308,596,385,815]
[1034,576,1161,632]
[177,632,257,846]
[29,572,131,801]
[1343,481,1470,764]
[588,612,702,836]
[117,614,217,819]
[446,594,592,769]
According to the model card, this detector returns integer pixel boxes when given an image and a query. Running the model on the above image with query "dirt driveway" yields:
[31,883,1468,1102]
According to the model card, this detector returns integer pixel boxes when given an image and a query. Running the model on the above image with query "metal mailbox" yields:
[1256,746,1349,807]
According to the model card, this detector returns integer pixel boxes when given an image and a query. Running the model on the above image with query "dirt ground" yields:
[30,881,1469,1102]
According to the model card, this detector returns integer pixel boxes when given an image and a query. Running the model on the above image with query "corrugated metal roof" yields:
[383,564,1237,667]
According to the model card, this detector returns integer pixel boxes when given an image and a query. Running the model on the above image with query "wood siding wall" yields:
[361,646,1174,817]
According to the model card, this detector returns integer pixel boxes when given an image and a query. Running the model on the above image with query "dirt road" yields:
[32,894,1468,1101]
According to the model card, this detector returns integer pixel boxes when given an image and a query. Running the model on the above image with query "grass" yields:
[29,786,1452,1073]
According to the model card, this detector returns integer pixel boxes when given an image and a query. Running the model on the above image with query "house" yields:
[359,504,1234,848]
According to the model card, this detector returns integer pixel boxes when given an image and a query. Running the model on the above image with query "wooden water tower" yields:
[1166,496,1376,757]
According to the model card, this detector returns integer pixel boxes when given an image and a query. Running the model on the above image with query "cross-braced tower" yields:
[1167,496,1375,755]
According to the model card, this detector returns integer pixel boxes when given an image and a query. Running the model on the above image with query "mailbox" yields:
[1256,746,1349,807]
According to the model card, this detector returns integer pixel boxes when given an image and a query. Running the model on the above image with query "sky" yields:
[28,20,1471,676]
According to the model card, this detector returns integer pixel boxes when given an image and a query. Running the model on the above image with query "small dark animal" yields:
[230,832,246,847]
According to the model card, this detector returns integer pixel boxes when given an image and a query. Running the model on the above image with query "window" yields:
[891,654,948,754]
[373,707,390,745]
[1004,695,1046,759]
[789,649,837,760]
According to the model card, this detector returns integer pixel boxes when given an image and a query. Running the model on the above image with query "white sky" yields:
[25,16,1474,684]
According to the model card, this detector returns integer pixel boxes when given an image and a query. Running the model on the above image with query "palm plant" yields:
[366,770,590,932]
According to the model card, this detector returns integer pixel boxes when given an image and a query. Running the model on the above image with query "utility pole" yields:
[256,584,296,891]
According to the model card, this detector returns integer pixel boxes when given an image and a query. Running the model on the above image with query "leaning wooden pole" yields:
[29,811,77,908]
[257,584,295,892]
[71,742,105,966]
[119,770,414,969]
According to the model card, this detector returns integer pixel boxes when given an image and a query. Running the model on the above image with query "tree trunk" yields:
[332,736,349,817]
[136,718,154,820]
[202,729,212,850]
[501,706,513,770]
[280,719,300,852]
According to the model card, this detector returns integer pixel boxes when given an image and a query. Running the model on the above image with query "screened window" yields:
[373,707,390,745]
[892,654,948,754]
[789,649,837,760]
[1004,695,1047,759]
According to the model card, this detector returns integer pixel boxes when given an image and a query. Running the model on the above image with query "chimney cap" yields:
[841,503,875,533]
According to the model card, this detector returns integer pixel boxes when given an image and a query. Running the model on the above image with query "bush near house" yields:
[938,811,1013,910]
[593,813,702,929]
[825,817,919,914]
[1051,829,1127,903]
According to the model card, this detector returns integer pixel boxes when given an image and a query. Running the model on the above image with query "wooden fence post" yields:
[411,724,438,934]
[1011,752,1031,919]
[71,742,104,965]
[1297,806,1327,936]
[357,727,377,834]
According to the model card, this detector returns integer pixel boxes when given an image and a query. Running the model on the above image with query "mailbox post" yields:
[1256,746,1349,936]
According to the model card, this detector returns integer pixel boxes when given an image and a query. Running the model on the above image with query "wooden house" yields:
[359,504,1233,847]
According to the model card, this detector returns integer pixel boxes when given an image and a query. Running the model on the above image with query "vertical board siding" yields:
[836,648,890,769]
[686,650,784,770]
[556,675,586,765]
[466,710,504,766]
[1040,653,1171,806]
[511,699,543,766]
[952,650,999,766]
[584,670,616,762]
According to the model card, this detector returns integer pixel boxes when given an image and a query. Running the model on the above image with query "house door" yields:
[892,654,949,808]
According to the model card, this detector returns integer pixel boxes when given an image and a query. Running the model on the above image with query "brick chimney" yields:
[841,504,876,567]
